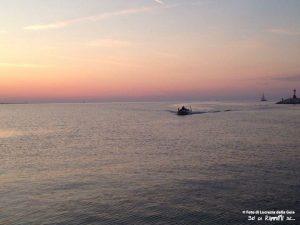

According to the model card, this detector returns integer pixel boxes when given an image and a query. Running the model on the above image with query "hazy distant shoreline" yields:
[0,102,29,105]
[0,99,278,105]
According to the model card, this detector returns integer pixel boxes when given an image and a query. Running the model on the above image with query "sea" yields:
[0,101,299,225]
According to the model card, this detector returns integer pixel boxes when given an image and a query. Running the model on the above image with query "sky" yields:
[0,0,300,102]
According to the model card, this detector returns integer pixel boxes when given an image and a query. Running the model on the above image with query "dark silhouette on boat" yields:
[177,106,192,115]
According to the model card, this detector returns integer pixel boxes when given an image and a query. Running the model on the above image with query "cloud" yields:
[86,38,131,48]
[267,28,300,36]
[24,22,70,30]
[154,0,165,4]
[272,74,300,82]
[0,30,8,34]
[0,62,50,68]
[23,6,156,31]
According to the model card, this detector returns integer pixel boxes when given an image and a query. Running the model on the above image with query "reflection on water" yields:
[0,130,22,138]
[0,102,299,224]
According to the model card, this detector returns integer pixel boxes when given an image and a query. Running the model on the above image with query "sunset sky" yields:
[0,0,300,102]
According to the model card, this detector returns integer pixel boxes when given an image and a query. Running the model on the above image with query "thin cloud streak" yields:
[267,28,300,36]
[154,0,165,4]
[271,74,300,82]
[0,62,51,68]
[23,6,156,31]
[86,38,131,48]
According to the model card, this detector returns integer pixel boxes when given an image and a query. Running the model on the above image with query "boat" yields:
[177,106,192,115]
[261,93,267,101]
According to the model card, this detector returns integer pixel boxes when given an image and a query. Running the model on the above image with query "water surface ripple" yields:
[0,102,299,224]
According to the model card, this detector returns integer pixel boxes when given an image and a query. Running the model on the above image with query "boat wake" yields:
[167,109,232,115]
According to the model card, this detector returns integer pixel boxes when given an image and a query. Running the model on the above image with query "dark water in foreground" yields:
[0,102,299,225]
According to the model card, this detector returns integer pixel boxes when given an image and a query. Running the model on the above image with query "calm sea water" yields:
[0,101,299,225]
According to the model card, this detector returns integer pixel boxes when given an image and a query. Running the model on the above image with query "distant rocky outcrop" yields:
[277,89,300,104]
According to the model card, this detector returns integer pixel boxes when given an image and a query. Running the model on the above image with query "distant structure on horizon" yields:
[277,89,300,104]
[261,93,267,102]
[293,89,297,99]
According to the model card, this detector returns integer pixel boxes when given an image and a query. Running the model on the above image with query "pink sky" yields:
[0,0,299,102]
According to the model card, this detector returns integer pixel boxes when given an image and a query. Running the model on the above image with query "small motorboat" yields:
[177,106,192,115]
